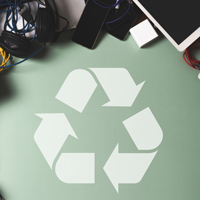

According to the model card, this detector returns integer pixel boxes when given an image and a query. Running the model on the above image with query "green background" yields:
[0,29,200,200]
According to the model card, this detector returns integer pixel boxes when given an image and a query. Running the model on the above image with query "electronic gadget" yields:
[0,0,69,68]
[104,0,142,40]
[0,0,56,57]
[72,0,114,49]
[72,0,138,48]
[132,0,200,51]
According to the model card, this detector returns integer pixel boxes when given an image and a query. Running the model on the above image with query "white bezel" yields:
[132,0,200,51]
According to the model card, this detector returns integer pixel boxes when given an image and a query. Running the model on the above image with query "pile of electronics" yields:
[0,0,199,198]
[0,0,70,70]
[0,0,160,72]
[0,0,199,72]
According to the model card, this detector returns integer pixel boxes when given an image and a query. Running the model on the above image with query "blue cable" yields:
[93,0,124,9]
[93,0,132,24]
[2,0,38,42]
[0,44,46,69]
[0,0,44,69]
[106,0,132,24]
[0,0,22,12]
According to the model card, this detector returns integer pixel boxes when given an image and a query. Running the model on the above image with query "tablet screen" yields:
[138,0,200,44]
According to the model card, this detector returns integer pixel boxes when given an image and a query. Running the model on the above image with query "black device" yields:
[0,0,68,59]
[72,0,116,49]
[0,30,32,58]
[72,0,141,48]
[35,0,58,44]
[105,0,142,40]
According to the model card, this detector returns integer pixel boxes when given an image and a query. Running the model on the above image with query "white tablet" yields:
[132,0,200,51]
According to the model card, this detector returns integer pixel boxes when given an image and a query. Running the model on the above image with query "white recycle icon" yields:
[34,68,163,193]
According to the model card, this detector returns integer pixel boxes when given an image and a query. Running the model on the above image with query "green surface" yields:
[0,29,200,200]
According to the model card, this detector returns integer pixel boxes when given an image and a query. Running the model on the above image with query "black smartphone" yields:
[72,0,114,49]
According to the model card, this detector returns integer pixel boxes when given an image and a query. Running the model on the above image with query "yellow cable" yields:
[0,47,10,72]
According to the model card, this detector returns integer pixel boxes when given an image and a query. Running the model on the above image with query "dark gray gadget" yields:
[72,0,115,49]
[105,0,142,40]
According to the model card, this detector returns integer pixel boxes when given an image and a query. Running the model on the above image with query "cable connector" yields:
[194,64,200,70]
[18,5,35,25]
[115,0,120,10]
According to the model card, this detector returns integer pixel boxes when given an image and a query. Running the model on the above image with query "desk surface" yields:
[0,30,200,200]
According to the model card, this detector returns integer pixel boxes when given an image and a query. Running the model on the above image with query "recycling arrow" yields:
[104,107,163,192]
[56,69,97,113]
[34,113,78,169]
[103,144,157,193]
[34,113,95,183]
[34,68,163,191]
[90,68,145,107]
[123,107,163,150]
[55,68,145,112]
[55,153,95,184]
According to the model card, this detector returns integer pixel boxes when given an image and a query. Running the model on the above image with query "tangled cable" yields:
[183,39,200,70]
[0,47,10,72]
[0,0,69,69]
[1,0,38,41]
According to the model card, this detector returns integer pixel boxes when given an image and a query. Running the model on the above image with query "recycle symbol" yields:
[34,68,163,193]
